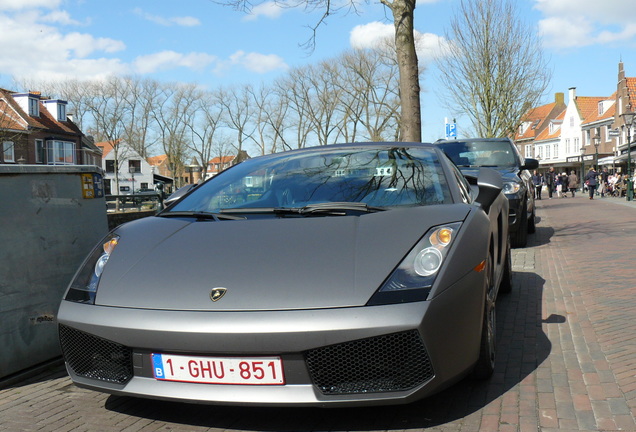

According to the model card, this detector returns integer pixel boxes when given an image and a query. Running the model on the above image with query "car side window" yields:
[450,163,472,203]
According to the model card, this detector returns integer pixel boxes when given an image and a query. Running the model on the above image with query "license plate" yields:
[151,353,285,385]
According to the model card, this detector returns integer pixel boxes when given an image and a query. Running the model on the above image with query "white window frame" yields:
[45,140,76,165]
[57,103,66,121]
[35,139,45,163]
[28,98,39,117]
[3,141,15,162]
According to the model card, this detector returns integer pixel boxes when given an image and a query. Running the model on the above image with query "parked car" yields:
[58,142,511,407]
[435,138,538,248]
[163,183,198,207]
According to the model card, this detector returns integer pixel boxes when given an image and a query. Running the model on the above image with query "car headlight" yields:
[367,222,462,305]
[64,233,119,304]
[502,181,521,194]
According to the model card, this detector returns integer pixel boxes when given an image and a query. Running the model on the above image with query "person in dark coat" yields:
[584,167,598,200]
[545,167,556,199]
[532,170,543,200]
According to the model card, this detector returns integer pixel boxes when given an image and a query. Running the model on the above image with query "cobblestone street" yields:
[2,195,636,432]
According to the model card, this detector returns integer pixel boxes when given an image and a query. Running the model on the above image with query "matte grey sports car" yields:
[58,142,511,407]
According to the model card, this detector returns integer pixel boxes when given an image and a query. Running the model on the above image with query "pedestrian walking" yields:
[532,170,543,200]
[545,167,556,199]
[599,167,609,197]
[560,173,569,198]
[568,170,578,197]
[584,167,598,200]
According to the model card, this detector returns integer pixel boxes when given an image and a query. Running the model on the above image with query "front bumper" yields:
[57,271,484,407]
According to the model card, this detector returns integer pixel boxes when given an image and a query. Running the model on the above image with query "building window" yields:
[29,98,39,117]
[105,160,115,173]
[546,145,551,159]
[553,144,559,158]
[57,104,66,121]
[128,160,141,173]
[3,141,15,162]
[35,139,45,163]
[45,140,75,165]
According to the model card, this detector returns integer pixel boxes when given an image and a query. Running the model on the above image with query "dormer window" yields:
[598,102,604,116]
[28,97,39,117]
[58,103,66,121]
[42,99,68,121]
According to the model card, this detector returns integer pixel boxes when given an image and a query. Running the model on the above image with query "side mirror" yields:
[522,158,539,171]
[476,167,503,213]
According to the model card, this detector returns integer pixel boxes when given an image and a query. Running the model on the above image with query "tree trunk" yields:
[391,0,421,142]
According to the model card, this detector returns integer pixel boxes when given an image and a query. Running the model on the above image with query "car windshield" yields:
[437,140,516,168]
[167,146,452,214]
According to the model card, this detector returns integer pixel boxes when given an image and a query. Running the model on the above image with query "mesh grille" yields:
[59,325,133,384]
[305,330,434,395]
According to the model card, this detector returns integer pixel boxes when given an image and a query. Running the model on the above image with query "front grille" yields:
[305,330,434,395]
[59,325,133,384]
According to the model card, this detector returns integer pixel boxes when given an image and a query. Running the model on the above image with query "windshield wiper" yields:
[159,211,246,221]
[220,202,385,216]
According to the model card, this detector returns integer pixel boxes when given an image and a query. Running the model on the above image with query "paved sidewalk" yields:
[1,195,636,431]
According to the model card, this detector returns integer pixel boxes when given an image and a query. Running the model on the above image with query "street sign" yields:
[445,122,457,139]
[609,129,620,137]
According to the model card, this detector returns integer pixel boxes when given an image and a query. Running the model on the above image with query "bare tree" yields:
[214,85,255,156]
[304,61,343,146]
[213,0,422,141]
[152,82,201,188]
[121,77,161,158]
[336,48,401,142]
[85,77,135,198]
[274,72,314,150]
[437,0,551,138]
[187,92,225,179]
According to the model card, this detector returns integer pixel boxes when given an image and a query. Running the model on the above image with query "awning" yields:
[153,173,174,185]
[597,156,619,165]
[614,150,636,163]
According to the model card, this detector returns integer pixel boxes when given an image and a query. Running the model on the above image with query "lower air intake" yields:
[59,325,133,384]
[305,330,434,395]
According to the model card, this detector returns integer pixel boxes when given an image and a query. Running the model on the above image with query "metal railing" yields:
[105,193,164,213]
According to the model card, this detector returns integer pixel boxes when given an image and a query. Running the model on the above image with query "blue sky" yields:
[0,0,635,143]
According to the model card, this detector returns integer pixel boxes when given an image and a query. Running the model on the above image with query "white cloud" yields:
[350,22,394,49]
[134,51,217,74]
[0,11,127,82]
[242,2,285,21]
[534,0,636,48]
[0,0,61,11]
[133,7,201,27]
[350,22,450,62]
[228,51,288,73]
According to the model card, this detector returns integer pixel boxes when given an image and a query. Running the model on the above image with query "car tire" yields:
[499,239,512,294]
[511,204,528,248]
[528,206,536,234]
[473,253,496,379]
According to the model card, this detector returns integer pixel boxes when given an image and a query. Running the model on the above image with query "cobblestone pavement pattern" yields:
[2,195,636,432]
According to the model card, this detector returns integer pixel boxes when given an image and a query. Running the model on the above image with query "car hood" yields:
[95,205,471,311]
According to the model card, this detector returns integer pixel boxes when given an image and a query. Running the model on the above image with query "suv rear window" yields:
[436,140,516,168]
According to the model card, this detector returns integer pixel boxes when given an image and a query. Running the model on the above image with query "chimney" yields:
[555,92,564,105]
[569,87,576,103]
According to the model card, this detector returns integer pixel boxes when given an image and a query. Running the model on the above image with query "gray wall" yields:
[0,165,108,378]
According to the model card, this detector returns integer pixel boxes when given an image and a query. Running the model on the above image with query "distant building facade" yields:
[0,88,98,166]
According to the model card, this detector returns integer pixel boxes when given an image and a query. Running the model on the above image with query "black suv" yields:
[435,138,539,248]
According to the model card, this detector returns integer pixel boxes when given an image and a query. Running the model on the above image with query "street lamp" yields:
[580,146,586,192]
[620,103,635,201]
[593,136,601,170]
